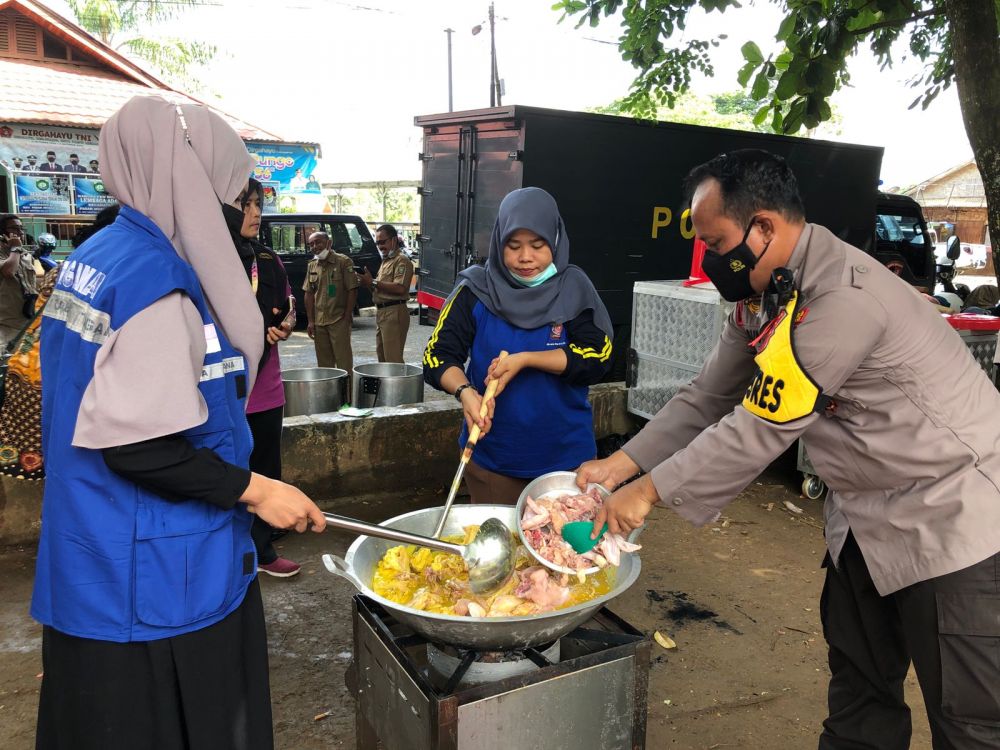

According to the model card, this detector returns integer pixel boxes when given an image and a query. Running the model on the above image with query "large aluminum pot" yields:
[282,367,347,417]
[322,504,641,650]
[351,362,423,407]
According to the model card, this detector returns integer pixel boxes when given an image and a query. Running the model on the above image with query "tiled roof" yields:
[0,58,285,142]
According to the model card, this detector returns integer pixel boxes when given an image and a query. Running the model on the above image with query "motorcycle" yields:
[33,233,58,273]
[934,235,970,312]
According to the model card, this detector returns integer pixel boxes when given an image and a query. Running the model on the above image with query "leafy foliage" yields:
[66,0,216,89]
[553,0,956,134]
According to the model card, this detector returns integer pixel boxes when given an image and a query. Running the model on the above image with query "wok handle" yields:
[321,512,466,556]
[322,554,365,590]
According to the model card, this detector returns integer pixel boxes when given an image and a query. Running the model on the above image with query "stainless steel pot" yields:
[351,362,423,407]
[322,504,641,650]
[515,471,643,576]
[282,367,348,417]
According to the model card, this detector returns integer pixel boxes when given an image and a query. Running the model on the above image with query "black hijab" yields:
[455,187,612,336]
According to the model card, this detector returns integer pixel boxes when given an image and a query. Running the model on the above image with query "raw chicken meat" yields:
[514,567,570,609]
[520,488,641,570]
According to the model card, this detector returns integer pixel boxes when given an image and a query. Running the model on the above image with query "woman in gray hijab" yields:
[32,96,326,750]
[423,187,614,503]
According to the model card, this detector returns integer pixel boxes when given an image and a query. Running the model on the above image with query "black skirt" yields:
[36,578,272,750]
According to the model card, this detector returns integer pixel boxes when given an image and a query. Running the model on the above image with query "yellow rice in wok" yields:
[372,525,613,616]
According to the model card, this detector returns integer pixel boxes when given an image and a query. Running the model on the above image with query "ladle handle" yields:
[467,350,508,446]
[432,351,509,539]
[322,512,465,556]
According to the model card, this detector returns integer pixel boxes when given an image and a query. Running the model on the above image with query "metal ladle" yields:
[322,512,515,595]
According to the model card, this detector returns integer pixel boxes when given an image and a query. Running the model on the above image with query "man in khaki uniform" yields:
[359,224,413,363]
[579,151,1000,749]
[303,231,358,374]
[0,214,39,348]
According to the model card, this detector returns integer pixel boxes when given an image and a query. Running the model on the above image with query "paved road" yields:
[277,307,449,403]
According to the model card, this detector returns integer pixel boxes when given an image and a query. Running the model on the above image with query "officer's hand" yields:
[307,322,315,339]
[360,268,373,288]
[575,451,641,493]
[4,233,21,250]
[592,475,658,538]
[241,474,327,534]
[460,387,493,437]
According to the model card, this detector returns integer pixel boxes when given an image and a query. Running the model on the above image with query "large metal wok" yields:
[323,504,641,650]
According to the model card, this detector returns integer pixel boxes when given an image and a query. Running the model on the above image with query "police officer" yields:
[303,231,358,374]
[359,224,413,363]
[579,150,1000,749]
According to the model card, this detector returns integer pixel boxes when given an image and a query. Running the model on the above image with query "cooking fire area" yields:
[0,473,933,749]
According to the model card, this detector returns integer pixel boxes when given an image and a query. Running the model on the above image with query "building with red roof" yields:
[0,0,322,236]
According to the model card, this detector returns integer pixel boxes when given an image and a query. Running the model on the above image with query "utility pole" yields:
[488,2,500,107]
[444,28,454,112]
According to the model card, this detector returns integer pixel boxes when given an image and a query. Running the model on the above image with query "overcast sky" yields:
[43,0,973,187]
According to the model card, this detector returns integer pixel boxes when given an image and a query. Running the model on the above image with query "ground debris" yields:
[783,501,804,515]
[663,690,788,719]
[313,710,332,721]
[654,630,677,650]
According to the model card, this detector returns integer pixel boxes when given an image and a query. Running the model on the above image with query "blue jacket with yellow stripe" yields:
[423,285,611,478]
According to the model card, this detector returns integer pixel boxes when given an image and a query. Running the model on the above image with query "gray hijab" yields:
[456,187,612,336]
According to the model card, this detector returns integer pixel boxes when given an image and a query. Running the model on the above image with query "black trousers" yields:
[247,406,284,565]
[819,532,1000,749]
[36,579,272,750]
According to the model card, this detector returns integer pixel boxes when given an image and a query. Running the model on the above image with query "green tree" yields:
[66,0,215,89]
[592,90,827,133]
[554,0,1000,281]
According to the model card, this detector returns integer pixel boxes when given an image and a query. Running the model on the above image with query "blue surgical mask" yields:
[512,262,558,287]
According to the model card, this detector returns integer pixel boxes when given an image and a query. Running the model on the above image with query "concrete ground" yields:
[279,306,449,404]
[0,460,933,750]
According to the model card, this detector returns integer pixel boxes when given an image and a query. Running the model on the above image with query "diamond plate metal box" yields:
[628,281,732,420]
[957,330,998,381]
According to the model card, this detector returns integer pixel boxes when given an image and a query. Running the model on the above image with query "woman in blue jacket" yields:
[32,96,325,750]
[423,187,613,503]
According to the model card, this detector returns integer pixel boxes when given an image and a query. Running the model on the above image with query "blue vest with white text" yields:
[30,206,256,642]
[462,301,596,478]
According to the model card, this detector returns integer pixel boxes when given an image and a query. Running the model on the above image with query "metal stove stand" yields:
[346,594,651,750]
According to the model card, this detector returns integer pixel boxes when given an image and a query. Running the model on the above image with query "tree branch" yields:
[850,6,945,35]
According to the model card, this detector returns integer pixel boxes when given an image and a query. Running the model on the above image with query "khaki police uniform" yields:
[0,247,38,348]
[373,250,414,363]
[623,223,1000,747]
[304,251,359,373]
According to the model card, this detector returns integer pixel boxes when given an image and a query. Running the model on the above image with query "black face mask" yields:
[701,217,771,302]
[221,202,254,259]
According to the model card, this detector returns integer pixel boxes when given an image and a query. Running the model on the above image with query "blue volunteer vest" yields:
[31,206,256,642]
[462,301,596,478]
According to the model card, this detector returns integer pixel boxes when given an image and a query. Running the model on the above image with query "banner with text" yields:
[0,123,100,174]
[246,142,321,214]
[14,174,71,215]
[72,176,118,215]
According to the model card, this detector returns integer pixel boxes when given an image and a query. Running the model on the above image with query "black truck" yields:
[414,105,934,374]
[258,213,382,323]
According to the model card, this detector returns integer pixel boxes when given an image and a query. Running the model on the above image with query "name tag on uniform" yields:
[203,323,221,354]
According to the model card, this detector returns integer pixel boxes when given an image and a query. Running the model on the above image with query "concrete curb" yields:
[0,383,634,545]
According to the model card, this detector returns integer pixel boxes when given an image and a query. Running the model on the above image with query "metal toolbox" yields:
[944,313,1000,382]
[627,280,732,419]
